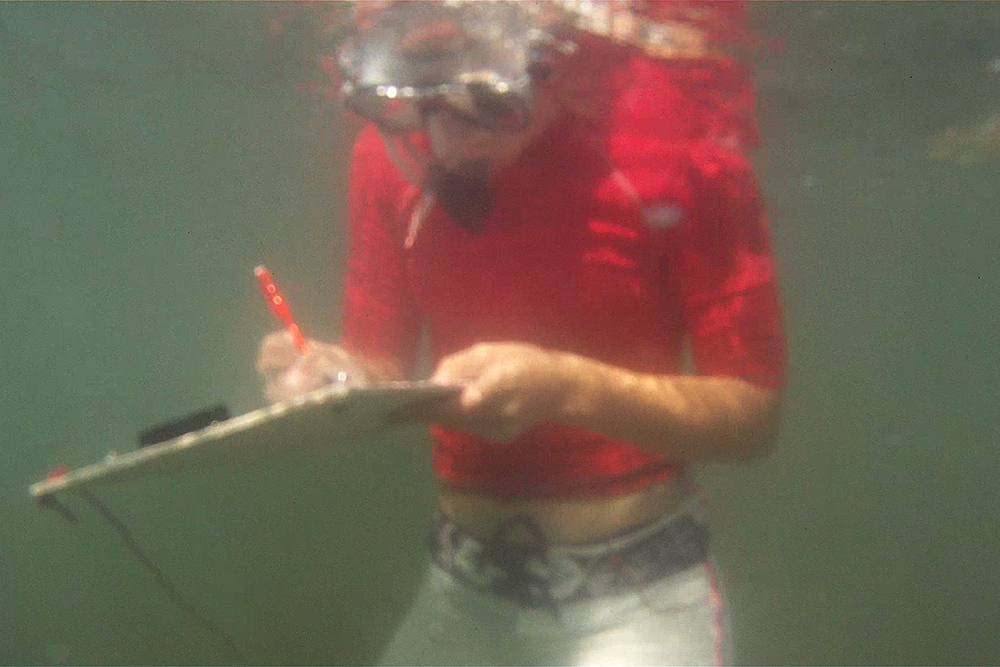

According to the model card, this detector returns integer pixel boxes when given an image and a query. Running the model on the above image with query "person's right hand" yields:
[256,331,370,404]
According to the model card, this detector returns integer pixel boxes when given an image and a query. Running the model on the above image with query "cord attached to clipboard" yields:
[31,266,312,662]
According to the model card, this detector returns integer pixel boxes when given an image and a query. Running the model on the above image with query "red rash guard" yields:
[340,55,787,500]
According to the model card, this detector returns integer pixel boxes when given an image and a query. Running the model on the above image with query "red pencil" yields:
[254,265,311,354]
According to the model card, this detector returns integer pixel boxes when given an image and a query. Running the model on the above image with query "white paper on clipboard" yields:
[29,381,461,500]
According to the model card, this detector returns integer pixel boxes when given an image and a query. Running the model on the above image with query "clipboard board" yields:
[29,381,461,501]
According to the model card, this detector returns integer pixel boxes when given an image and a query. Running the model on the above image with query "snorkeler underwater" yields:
[9,1,1000,665]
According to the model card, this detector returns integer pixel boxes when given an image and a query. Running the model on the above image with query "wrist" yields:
[551,351,607,429]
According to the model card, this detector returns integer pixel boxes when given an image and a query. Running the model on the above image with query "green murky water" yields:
[2,3,998,664]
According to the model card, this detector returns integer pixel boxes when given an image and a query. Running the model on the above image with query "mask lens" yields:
[434,84,529,133]
[465,83,530,132]
[347,85,530,134]
[343,88,423,133]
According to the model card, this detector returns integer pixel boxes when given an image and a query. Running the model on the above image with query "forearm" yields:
[555,352,783,462]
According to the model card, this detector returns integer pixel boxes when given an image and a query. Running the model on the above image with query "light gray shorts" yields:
[379,499,732,666]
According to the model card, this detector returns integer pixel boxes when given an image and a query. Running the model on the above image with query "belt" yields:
[427,500,711,611]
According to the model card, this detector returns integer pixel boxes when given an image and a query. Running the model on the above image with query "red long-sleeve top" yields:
[340,54,786,500]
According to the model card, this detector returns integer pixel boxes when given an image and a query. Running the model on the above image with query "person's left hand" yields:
[401,342,576,442]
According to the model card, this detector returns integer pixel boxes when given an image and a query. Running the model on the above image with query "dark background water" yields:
[2,2,998,664]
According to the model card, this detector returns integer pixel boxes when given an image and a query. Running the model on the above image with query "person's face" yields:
[424,89,559,173]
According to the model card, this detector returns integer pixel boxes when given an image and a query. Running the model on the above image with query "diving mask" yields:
[338,1,560,134]
[337,1,732,134]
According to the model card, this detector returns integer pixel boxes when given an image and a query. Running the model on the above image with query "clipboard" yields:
[29,381,461,501]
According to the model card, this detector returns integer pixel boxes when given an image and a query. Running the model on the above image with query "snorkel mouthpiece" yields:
[424,159,494,232]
